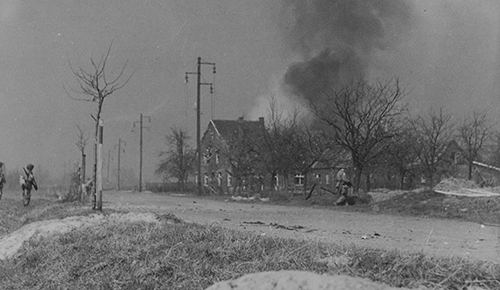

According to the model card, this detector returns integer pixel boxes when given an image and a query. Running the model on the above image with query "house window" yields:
[203,174,209,186]
[325,174,330,185]
[217,172,222,186]
[215,153,220,164]
[204,148,212,165]
[294,174,304,186]
[227,174,232,187]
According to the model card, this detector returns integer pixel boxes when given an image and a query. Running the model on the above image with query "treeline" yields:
[156,79,497,194]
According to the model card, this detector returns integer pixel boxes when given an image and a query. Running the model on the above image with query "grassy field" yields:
[0,198,54,236]
[0,193,498,289]
[0,212,498,289]
[0,196,126,236]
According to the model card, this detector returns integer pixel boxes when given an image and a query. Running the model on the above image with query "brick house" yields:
[307,147,352,190]
[200,117,267,194]
[281,147,353,194]
[300,140,466,191]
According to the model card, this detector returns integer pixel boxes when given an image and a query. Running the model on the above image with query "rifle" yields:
[23,168,38,191]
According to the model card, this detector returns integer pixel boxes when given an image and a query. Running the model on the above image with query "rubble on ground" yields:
[241,220,309,231]
[231,195,270,202]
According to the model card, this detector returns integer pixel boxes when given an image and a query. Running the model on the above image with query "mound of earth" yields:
[434,178,500,197]
[434,177,479,192]
[373,189,500,224]
[206,270,411,290]
[0,212,160,260]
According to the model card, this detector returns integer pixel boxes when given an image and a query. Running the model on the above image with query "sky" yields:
[0,0,499,183]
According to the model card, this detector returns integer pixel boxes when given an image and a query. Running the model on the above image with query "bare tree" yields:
[411,108,455,187]
[263,97,311,191]
[66,43,133,210]
[309,79,405,193]
[222,123,267,195]
[156,128,195,191]
[384,120,418,189]
[296,124,328,193]
[458,111,490,180]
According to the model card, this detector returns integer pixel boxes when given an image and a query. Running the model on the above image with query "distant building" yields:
[200,116,267,194]
[200,120,483,194]
[289,146,352,193]
[313,146,351,173]
[200,117,356,195]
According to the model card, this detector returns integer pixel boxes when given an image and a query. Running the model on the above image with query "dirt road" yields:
[105,191,500,263]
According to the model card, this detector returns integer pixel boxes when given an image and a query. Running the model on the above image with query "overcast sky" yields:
[0,0,499,182]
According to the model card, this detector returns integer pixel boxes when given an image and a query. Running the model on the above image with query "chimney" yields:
[258,117,264,125]
[238,116,244,121]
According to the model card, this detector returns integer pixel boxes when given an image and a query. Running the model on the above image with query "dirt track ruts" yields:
[104,190,500,263]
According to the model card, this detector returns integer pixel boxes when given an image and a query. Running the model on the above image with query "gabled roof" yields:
[210,117,266,141]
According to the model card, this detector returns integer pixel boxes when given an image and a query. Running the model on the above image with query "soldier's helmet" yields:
[26,164,34,171]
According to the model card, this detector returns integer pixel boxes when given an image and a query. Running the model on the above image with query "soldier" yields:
[81,178,94,202]
[335,167,351,206]
[20,164,38,206]
[335,168,349,194]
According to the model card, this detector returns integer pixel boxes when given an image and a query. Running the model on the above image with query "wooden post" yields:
[96,119,103,210]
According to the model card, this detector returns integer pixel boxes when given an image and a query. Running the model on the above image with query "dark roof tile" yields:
[212,119,266,141]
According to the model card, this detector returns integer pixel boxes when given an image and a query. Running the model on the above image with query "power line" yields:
[114,138,126,190]
[211,70,216,119]
[133,113,151,192]
[185,57,216,195]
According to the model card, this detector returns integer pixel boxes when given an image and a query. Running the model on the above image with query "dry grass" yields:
[0,197,125,237]
[0,198,55,236]
[0,218,498,289]
[375,190,500,225]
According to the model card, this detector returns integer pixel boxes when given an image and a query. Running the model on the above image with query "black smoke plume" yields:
[281,0,414,102]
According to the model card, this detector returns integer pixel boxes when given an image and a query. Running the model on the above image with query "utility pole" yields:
[115,138,126,190]
[185,57,216,195]
[133,113,151,192]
